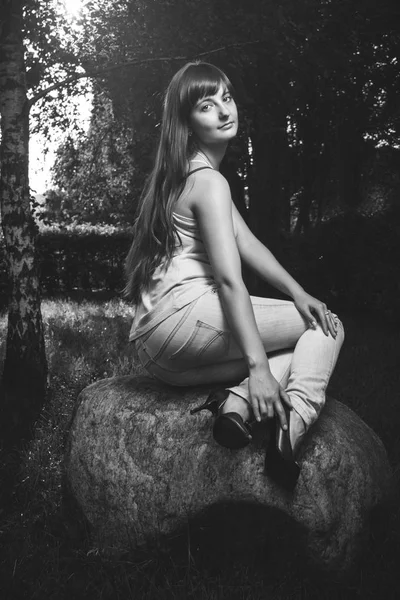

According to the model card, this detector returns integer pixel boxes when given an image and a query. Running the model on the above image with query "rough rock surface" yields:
[65,376,391,571]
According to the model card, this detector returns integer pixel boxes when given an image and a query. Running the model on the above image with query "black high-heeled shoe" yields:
[190,389,252,449]
[265,405,301,491]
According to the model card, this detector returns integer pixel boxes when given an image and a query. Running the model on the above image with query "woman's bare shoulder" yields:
[189,168,230,197]
[178,169,230,216]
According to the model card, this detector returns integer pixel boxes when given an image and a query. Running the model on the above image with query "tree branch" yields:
[29,40,263,107]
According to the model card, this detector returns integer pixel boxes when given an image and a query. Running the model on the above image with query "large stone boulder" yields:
[65,376,391,572]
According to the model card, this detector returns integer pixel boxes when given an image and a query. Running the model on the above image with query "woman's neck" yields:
[192,143,227,171]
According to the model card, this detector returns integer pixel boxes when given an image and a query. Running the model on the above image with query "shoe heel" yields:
[190,400,214,415]
[191,390,253,450]
[190,389,229,416]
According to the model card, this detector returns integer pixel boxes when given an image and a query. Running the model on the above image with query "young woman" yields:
[125,61,344,488]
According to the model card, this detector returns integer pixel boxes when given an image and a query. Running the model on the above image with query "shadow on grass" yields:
[2,490,397,600]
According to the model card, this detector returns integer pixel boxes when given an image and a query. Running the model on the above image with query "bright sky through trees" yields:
[63,0,84,17]
[30,98,92,196]
[30,0,90,196]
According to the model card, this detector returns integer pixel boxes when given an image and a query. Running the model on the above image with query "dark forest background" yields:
[3,0,399,321]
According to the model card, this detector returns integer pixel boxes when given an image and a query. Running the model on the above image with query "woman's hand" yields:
[248,365,292,428]
[293,290,337,338]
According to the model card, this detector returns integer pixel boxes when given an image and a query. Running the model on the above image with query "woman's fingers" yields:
[258,396,274,420]
[298,303,320,331]
[266,402,274,419]
[273,398,288,430]
[310,302,338,338]
[313,302,330,336]
[300,306,317,330]
[251,398,262,422]
[315,304,338,338]
[279,387,292,409]
[249,374,293,427]
[273,388,292,430]
[326,311,338,338]
[256,392,292,430]
[251,394,277,423]
[295,292,338,339]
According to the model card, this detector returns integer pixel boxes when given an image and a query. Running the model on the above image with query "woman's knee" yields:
[313,313,345,346]
[329,311,345,339]
[334,316,345,344]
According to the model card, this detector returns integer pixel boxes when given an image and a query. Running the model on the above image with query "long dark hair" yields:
[124,61,233,303]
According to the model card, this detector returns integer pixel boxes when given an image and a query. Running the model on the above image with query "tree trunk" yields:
[0,0,48,443]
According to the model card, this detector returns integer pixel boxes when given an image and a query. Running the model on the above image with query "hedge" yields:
[1,210,399,324]
[0,227,133,308]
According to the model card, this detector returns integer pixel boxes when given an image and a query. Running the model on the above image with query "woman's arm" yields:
[232,204,337,337]
[233,203,303,297]
[190,170,291,425]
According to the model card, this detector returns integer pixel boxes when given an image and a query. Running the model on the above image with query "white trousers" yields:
[135,289,345,429]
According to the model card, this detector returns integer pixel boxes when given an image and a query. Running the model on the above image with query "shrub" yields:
[0,224,133,308]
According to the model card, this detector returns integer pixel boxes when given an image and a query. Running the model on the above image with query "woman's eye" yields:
[223,94,232,102]
[201,103,212,112]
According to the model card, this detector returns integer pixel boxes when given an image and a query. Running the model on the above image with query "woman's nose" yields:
[218,104,230,118]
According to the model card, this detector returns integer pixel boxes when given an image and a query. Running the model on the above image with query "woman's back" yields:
[128,207,216,342]
[173,162,214,219]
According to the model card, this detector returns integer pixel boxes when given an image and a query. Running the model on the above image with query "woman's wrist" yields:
[289,285,306,301]
[247,354,271,373]
[269,277,304,301]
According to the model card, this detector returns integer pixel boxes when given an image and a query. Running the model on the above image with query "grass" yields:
[0,300,399,599]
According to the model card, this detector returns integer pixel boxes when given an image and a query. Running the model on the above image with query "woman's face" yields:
[189,84,238,146]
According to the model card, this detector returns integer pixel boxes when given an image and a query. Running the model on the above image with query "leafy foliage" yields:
[46,0,400,237]
[25,0,89,136]
[49,92,139,224]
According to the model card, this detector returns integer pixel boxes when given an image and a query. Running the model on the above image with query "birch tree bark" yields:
[0,0,47,442]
